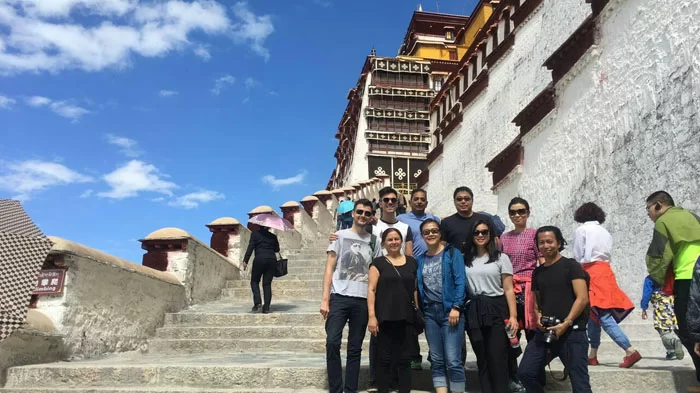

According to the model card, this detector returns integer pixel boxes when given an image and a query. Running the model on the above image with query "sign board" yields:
[32,269,66,295]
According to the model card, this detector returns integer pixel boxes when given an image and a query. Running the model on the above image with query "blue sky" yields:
[0,0,479,263]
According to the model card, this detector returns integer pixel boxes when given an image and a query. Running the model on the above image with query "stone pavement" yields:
[2,236,698,392]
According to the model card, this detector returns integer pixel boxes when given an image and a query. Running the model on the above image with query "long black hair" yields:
[465,219,501,267]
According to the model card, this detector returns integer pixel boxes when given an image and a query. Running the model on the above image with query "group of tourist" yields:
[317,186,700,393]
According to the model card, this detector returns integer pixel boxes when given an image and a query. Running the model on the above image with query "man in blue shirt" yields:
[398,188,440,258]
[397,188,440,371]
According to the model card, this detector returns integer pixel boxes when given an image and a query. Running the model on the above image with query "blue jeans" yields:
[325,294,368,393]
[423,302,466,392]
[587,310,632,350]
[518,330,592,393]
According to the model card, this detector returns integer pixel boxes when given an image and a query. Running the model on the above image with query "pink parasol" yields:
[248,213,294,231]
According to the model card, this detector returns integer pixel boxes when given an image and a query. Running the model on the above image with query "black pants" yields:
[518,330,592,393]
[468,325,510,393]
[376,321,413,393]
[674,279,700,381]
[250,257,275,308]
[370,329,420,386]
[326,294,368,393]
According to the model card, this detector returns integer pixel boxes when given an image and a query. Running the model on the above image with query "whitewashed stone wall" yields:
[429,0,700,302]
[34,237,186,359]
[345,76,373,185]
[427,0,592,217]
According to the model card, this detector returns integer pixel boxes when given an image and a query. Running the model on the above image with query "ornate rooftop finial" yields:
[417,3,423,11]
[370,46,376,57]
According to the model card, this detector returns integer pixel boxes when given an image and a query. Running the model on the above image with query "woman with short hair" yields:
[416,218,467,393]
[573,202,640,368]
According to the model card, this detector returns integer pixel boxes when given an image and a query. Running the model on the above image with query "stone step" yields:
[220,288,322,300]
[225,280,323,289]
[4,352,695,392]
[147,336,680,357]
[0,389,434,393]
[276,273,325,280]
[283,267,326,274]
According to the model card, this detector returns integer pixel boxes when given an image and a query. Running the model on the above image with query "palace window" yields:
[433,78,443,92]
[449,50,458,61]
[445,30,454,40]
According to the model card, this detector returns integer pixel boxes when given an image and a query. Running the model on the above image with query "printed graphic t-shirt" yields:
[328,229,383,298]
[373,219,413,255]
[422,251,444,304]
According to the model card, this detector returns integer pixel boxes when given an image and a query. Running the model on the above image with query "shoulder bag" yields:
[274,252,288,277]
[385,257,425,334]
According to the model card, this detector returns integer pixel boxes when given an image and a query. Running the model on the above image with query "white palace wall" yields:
[428,0,700,303]
[428,0,592,216]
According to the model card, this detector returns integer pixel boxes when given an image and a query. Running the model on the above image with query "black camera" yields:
[540,316,561,344]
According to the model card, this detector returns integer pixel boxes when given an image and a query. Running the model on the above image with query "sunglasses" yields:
[455,196,472,202]
[354,209,373,217]
[382,197,398,204]
[473,229,490,237]
[509,208,528,216]
[421,228,440,236]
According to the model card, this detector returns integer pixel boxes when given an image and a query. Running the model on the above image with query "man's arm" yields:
[405,226,414,257]
[320,252,338,320]
[573,227,585,263]
[646,222,674,284]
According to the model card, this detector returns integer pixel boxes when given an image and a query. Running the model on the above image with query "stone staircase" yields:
[2,235,699,392]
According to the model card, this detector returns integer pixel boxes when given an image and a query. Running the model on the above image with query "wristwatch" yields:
[564,319,573,327]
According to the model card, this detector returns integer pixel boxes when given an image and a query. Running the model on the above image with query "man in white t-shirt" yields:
[321,198,382,393]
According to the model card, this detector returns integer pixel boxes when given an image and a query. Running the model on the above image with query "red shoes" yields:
[619,351,642,368]
[587,357,599,366]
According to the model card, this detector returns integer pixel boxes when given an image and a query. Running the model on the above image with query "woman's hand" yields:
[641,310,648,320]
[536,313,546,332]
[368,316,379,336]
[507,316,519,337]
[448,309,460,326]
[242,262,248,271]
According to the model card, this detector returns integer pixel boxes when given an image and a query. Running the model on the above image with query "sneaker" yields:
[666,352,678,360]
[366,384,378,393]
[411,360,422,370]
[587,357,599,366]
[619,350,642,368]
[674,338,685,360]
[509,379,527,392]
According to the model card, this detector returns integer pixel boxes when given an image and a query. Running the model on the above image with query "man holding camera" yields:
[518,226,592,393]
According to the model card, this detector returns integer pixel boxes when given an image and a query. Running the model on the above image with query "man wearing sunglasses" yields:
[645,190,700,382]
[321,198,383,393]
[440,186,500,256]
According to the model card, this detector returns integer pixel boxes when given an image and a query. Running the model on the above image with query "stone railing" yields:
[140,228,240,305]
[1,237,188,368]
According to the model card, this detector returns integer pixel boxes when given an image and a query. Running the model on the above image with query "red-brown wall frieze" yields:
[512,0,543,28]
[427,142,444,165]
[512,83,556,136]
[486,34,515,67]
[543,16,596,83]
[485,137,523,187]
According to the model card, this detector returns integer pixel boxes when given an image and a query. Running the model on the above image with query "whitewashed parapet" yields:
[282,200,319,243]
[313,189,338,213]
[35,236,187,360]
[140,228,239,305]
[205,217,249,267]
[302,196,335,235]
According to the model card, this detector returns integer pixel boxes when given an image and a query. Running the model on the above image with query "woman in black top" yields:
[367,227,418,393]
[243,225,280,313]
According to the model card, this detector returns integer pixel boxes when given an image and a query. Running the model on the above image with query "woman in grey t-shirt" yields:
[464,219,518,393]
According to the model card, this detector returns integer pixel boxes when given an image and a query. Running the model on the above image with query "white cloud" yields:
[211,74,235,95]
[262,170,306,190]
[24,96,89,121]
[168,190,224,209]
[0,0,274,74]
[105,133,142,157]
[80,189,94,198]
[98,160,177,199]
[230,2,274,61]
[193,44,211,61]
[311,0,332,7]
[0,95,16,109]
[26,96,51,107]
[244,76,258,89]
[158,89,179,97]
[0,160,94,200]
